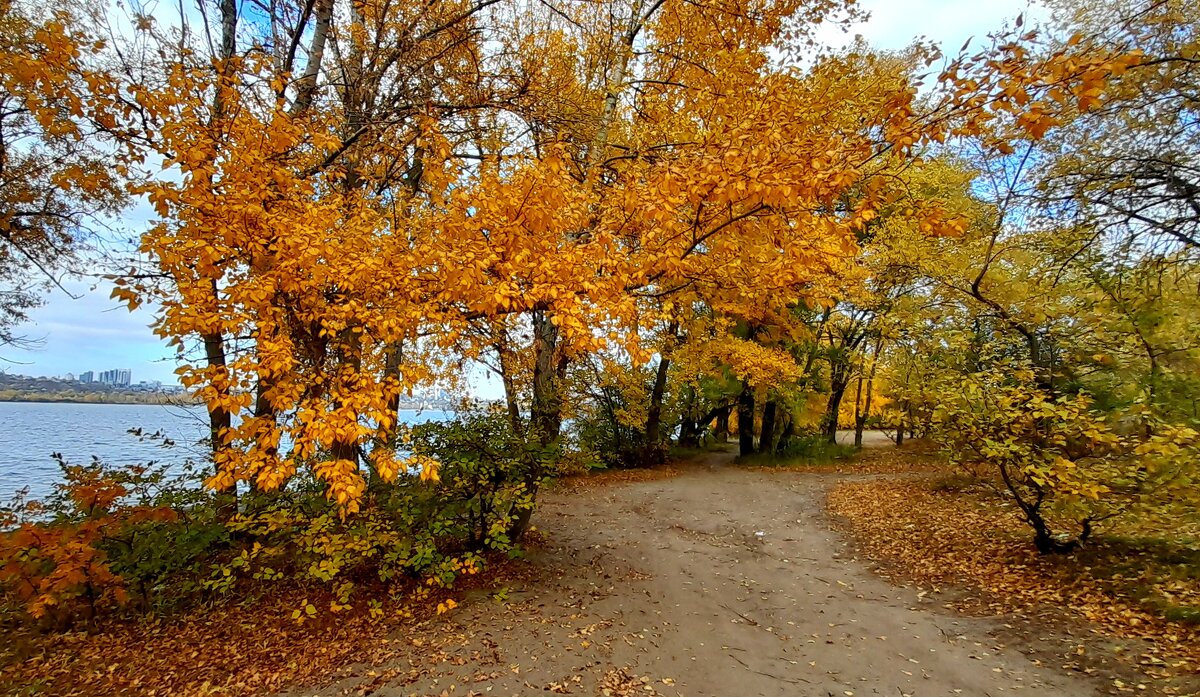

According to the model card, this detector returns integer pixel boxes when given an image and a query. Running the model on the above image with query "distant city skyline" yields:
[5,276,180,384]
[96,368,133,387]
[2,368,137,386]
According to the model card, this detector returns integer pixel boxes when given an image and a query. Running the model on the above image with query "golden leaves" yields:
[414,455,441,483]
[105,0,1150,514]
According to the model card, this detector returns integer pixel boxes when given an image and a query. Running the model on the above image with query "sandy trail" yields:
[304,447,1097,697]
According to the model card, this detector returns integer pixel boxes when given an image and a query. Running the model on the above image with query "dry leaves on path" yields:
[827,475,1200,694]
[0,555,546,697]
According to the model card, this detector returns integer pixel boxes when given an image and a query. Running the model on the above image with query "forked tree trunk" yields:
[998,463,1092,554]
[855,351,879,448]
[511,309,562,540]
[824,366,850,445]
[291,0,332,113]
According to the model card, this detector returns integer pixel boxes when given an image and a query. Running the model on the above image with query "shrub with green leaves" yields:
[933,363,1200,554]
[408,407,556,546]
[208,407,554,612]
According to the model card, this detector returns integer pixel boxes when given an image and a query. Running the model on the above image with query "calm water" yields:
[0,402,449,502]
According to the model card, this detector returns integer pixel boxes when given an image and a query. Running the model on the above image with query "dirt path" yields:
[834,429,895,448]
[304,448,1098,697]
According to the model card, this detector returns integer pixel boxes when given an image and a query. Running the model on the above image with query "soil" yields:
[295,443,1104,697]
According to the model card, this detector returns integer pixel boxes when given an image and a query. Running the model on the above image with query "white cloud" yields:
[815,0,1048,53]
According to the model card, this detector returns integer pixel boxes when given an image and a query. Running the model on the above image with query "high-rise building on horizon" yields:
[79,371,94,383]
[98,369,132,387]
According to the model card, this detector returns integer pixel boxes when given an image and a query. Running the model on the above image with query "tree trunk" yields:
[715,406,730,443]
[644,322,677,458]
[679,419,700,448]
[250,373,278,494]
[205,0,239,523]
[330,328,362,469]
[852,376,865,448]
[494,337,523,434]
[645,362,670,443]
[585,0,648,182]
[204,328,236,520]
[643,352,671,461]
[291,0,332,113]
[824,365,850,445]
[511,309,562,541]
[529,309,562,447]
[855,343,880,448]
[758,399,777,455]
[737,381,755,457]
[677,385,700,447]
[378,341,405,449]
[776,411,795,451]
[500,365,522,434]
[1031,516,1091,554]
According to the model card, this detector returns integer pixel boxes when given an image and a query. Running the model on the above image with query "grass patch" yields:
[736,436,857,467]
[668,441,734,459]
[1076,534,1200,626]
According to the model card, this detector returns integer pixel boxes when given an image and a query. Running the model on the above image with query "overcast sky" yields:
[5,0,1046,386]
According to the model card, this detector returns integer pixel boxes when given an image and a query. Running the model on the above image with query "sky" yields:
[4,193,177,383]
[4,0,1046,387]
[813,0,1046,53]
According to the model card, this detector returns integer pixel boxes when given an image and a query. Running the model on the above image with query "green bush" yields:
[737,433,857,467]
[408,407,556,547]
[210,408,555,613]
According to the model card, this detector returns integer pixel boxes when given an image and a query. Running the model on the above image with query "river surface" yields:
[0,402,449,502]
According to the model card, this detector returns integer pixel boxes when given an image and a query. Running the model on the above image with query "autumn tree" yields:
[1037,0,1199,255]
[113,0,511,510]
[0,0,123,347]
[871,2,1200,552]
[97,0,1139,520]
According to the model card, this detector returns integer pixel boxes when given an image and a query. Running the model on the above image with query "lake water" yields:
[0,402,450,502]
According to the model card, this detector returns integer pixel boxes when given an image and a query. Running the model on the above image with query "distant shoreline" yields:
[0,396,198,406]
[0,398,454,410]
